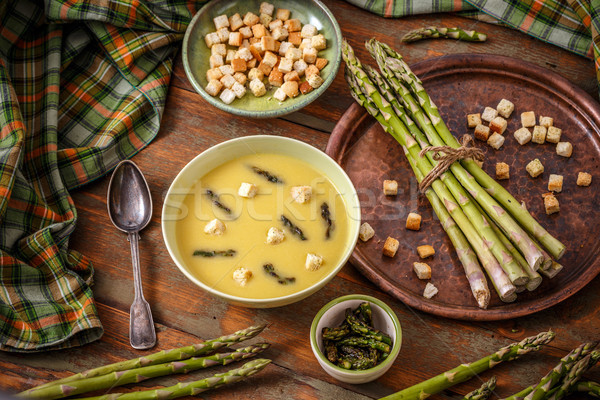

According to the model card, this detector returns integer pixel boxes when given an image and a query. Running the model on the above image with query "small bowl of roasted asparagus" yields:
[310,294,402,384]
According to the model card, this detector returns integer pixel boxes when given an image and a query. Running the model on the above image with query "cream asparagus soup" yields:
[175,153,350,299]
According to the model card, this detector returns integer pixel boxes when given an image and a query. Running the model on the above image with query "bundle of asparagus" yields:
[342,38,566,307]
[18,325,271,400]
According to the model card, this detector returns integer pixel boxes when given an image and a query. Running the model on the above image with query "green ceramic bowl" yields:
[182,0,342,118]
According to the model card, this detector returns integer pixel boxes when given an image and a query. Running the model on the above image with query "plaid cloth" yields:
[347,0,594,60]
[0,0,204,352]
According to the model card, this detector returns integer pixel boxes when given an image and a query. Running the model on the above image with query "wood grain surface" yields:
[1,1,599,399]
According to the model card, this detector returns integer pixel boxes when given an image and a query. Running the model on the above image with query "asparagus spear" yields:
[367,39,545,273]
[337,336,391,353]
[372,39,566,260]
[23,344,270,400]
[346,312,392,345]
[540,262,563,279]
[343,53,515,302]
[76,358,272,400]
[19,325,266,396]
[547,351,600,400]
[402,27,487,43]
[463,376,496,400]
[364,62,529,287]
[575,381,600,397]
[379,331,555,400]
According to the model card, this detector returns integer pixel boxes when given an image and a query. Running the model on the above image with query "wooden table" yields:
[2,1,599,398]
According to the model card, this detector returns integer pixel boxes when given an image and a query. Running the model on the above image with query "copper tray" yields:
[326,54,600,320]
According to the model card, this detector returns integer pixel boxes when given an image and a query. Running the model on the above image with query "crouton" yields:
[423,282,438,299]
[301,24,318,38]
[281,80,299,98]
[261,36,278,52]
[311,34,327,50]
[521,111,536,127]
[209,54,224,69]
[487,132,505,150]
[206,67,223,81]
[231,82,246,99]
[496,98,514,118]
[544,194,560,215]
[216,27,230,43]
[556,142,573,157]
[291,185,312,203]
[577,172,592,187]
[262,51,278,67]
[271,27,288,41]
[251,23,268,38]
[406,212,421,231]
[413,262,432,280]
[546,126,562,143]
[228,31,243,47]
[266,227,285,244]
[548,174,563,192]
[249,78,266,97]
[293,59,308,76]
[481,107,498,123]
[278,57,293,73]
[285,47,302,61]
[308,74,324,89]
[305,253,323,271]
[383,237,399,257]
[417,245,435,259]
[288,31,302,45]
[305,64,320,78]
[284,71,299,82]
[303,47,318,64]
[219,88,235,104]
[204,218,226,235]
[213,14,230,30]
[279,41,294,56]
[211,43,227,56]
[489,116,507,134]
[268,67,283,87]
[204,32,221,48]
[532,125,547,144]
[248,68,264,81]
[299,80,313,95]
[284,19,302,32]
[238,26,253,39]
[269,19,283,31]
[225,49,236,63]
[231,58,247,73]
[259,13,272,27]
[257,61,272,76]
[238,182,257,198]
[233,267,252,286]
[260,2,275,16]
[205,79,223,97]
[514,127,532,145]
[496,162,510,180]
[474,124,490,141]
[539,116,553,128]
[315,58,328,70]
[220,74,236,89]
[359,222,375,242]
[383,179,398,195]
[229,13,244,31]
[275,8,290,21]
[526,159,544,178]
[243,12,260,26]
[467,113,481,128]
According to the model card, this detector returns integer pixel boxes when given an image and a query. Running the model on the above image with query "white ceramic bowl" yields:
[161,135,360,308]
[310,294,402,384]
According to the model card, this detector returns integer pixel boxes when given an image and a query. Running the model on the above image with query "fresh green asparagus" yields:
[547,351,600,400]
[402,27,487,43]
[19,324,266,396]
[75,358,272,400]
[575,381,600,397]
[379,331,555,400]
[22,344,270,400]
[346,313,392,345]
[463,376,497,400]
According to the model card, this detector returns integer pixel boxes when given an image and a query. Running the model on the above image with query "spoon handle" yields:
[128,231,156,350]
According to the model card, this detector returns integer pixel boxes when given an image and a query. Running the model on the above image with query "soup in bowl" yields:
[162,136,360,308]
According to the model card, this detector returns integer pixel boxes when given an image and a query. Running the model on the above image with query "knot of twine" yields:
[418,135,484,192]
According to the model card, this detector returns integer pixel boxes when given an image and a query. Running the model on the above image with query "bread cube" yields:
[238,182,258,198]
[489,116,507,134]
[204,218,226,235]
[406,212,422,231]
[228,13,244,31]
[293,60,308,76]
[417,245,435,259]
[307,74,324,89]
[231,59,247,73]
[423,282,438,299]
[532,125,547,144]
[315,58,328,70]
[209,54,224,69]
[251,23,268,38]
[546,126,562,143]
[285,47,302,61]
[521,111,536,127]
[303,47,318,64]
[278,57,293,73]
[474,124,490,141]
[481,106,498,123]
[228,31,243,47]
[219,88,236,105]
[291,185,312,203]
[206,67,223,81]
[219,64,234,76]
[231,82,246,98]
[248,68,264,81]
[205,79,223,97]
[235,48,252,63]
[260,2,275,16]
[268,68,283,87]
[544,193,559,215]
[204,32,221,48]
[271,27,288,41]
[279,41,293,56]
[213,14,229,30]
[249,78,267,97]
[548,174,563,192]
[259,36,277,52]
[220,74,236,89]
[284,71,299,82]
[514,127,532,145]
[273,87,286,102]
[266,227,285,244]
[539,116,553,128]
[259,13,272,27]
[467,113,481,128]
[232,72,247,86]
[281,80,299,98]
[556,141,573,157]
[305,253,323,271]
[288,31,302,46]
[262,51,278,67]
[301,24,318,38]
[383,179,398,195]
[383,237,399,257]
[211,43,227,57]
[303,65,318,79]
[496,98,514,118]
[243,12,259,26]
[496,162,510,180]
[238,26,253,39]
[299,80,313,95]
[257,61,272,76]
[275,8,290,21]
[284,19,302,32]
[487,132,505,150]
[224,49,235,64]
[359,222,375,242]
[247,58,257,69]
[526,158,544,178]
[311,34,327,50]
[232,267,252,286]
[413,262,432,280]
[269,19,283,31]
[577,172,592,187]
[216,27,230,43]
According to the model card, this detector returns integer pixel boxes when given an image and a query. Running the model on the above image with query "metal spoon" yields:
[107,160,156,350]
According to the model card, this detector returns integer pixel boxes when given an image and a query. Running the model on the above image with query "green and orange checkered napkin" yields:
[0,0,205,352]
[348,0,598,90]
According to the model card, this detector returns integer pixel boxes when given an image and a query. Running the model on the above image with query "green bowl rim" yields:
[181,0,343,118]
[310,294,402,375]
[161,135,361,306]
